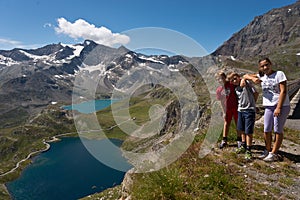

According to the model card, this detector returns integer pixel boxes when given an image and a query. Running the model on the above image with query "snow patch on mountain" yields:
[168,64,179,72]
[61,43,84,59]
[0,54,19,66]
[80,63,106,75]
[138,55,165,64]
[19,50,53,61]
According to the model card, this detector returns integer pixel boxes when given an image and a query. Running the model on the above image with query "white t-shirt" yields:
[259,71,290,106]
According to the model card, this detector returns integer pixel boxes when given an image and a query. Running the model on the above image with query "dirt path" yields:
[0,141,50,177]
[0,132,75,178]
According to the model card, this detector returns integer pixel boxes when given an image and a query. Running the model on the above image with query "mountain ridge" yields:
[0,39,192,128]
[213,0,300,61]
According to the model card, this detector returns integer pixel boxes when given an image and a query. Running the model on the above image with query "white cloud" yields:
[55,18,130,47]
[0,38,22,46]
[43,23,52,28]
[0,38,45,50]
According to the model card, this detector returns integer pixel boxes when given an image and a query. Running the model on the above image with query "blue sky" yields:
[0,0,297,55]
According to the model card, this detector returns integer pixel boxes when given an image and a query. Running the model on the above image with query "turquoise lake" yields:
[6,100,132,200]
[62,99,118,114]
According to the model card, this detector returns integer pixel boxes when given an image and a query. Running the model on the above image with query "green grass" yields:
[96,87,178,150]
[128,144,267,200]
[0,107,29,129]
[283,127,300,145]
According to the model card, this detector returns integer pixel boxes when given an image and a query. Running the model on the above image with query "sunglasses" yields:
[230,77,239,81]
[260,63,270,67]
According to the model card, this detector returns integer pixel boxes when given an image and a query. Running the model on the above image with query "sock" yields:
[222,137,227,142]
[237,137,242,147]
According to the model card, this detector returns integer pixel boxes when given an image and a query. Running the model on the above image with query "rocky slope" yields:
[213,1,300,60]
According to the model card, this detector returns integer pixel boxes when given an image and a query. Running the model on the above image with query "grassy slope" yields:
[81,122,300,200]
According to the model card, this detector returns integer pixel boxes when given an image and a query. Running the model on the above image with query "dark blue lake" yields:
[6,137,131,200]
[6,99,132,200]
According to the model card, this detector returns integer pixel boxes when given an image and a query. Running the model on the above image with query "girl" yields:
[244,58,290,162]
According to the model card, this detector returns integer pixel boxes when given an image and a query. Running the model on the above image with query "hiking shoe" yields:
[237,141,242,148]
[245,150,252,160]
[235,146,246,154]
[263,152,278,162]
[258,149,269,159]
[219,140,227,149]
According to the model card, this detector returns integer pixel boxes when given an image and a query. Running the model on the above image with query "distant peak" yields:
[83,39,97,46]
[117,45,130,53]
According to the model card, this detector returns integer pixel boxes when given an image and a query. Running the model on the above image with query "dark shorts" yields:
[237,111,255,134]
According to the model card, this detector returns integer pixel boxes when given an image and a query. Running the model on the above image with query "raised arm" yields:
[243,73,261,84]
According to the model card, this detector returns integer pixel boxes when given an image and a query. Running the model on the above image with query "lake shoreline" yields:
[1,132,77,199]
[6,135,128,200]
[0,132,77,178]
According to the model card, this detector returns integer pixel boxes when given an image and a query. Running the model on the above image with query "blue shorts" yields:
[264,105,290,133]
[237,111,255,134]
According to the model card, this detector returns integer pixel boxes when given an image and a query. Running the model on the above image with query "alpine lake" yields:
[6,99,132,200]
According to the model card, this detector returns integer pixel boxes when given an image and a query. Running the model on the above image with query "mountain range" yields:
[0,0,300,128]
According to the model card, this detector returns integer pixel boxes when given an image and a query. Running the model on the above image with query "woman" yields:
[244,57,290,162]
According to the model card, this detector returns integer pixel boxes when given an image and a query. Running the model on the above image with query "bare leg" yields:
[219,119,231,148]
[233,117,241,138]
[264,132,272,152]
[272,133,283,154]
[241,133,246,143]
[223,120,230,138]
[246,134,253,147]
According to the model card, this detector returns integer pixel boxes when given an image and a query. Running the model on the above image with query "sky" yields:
[0,0,298,56]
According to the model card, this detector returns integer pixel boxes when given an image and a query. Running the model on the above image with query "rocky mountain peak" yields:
[26,43,64,56]
[212,0,300,59]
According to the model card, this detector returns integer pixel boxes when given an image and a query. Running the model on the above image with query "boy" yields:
[228,72,259,160]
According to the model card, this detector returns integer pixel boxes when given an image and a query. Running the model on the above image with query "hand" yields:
[240,78,246,87]
[274,107,281,117]
[253,77,260,84]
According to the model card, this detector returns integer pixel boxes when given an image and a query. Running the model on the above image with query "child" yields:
[215,71,241,149]
[228,72,259,160]
[243,57,290,162]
